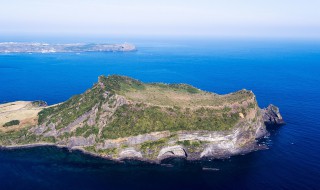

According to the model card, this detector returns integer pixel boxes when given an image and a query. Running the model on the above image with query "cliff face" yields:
[0,75,284,162]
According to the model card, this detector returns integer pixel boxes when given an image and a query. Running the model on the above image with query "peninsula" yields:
[0,42,136,53]
[0,75,284,163]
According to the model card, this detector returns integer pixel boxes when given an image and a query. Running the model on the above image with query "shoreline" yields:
[0,141,267,165]
[0,143,156,164]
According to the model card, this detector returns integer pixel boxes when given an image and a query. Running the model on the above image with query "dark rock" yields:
[31,100,48,107]
[261,104,285,126]
[67,135,96,148]
[158,146,187,160]
[119,148,143,159]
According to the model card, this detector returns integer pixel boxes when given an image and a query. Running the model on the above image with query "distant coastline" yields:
[0,42,136,53]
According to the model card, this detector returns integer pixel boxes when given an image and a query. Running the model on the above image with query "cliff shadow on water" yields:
[0,144,273,190]
[0,141,274,169]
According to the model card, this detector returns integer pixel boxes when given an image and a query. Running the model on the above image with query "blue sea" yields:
[0,38,320,189]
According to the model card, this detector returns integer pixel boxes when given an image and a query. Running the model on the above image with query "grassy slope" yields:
[99,75,254,139]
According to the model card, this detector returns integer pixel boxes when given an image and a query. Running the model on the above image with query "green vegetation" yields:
[38,75,146,130]
[177,140,205,147]
[140,138,168,152]
[121,144,129,149]
[84,146,96,152]
[31,100,47,107]
[151,83,201,94]
[0,74,262,160]
[248,102,256,109]
[139,138,168,159]
[99,75,145,93]
[35,75,254,141]
[0,128,56,145]
[97,148,118,156]
[41,136,56,143]
[59,132,72,140]
[176,140,209,153]
[38,82,107,129]
[84,145,119,157]
[3,120,20,127]
[123,86,253,108]
[102,104,240,139]
[0,127,37,145]
[75,125,99,138]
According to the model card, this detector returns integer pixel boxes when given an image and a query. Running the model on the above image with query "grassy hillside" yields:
[36,75,256,139]
[0,75,258,146]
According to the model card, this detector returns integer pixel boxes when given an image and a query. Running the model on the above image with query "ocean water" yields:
[0,39,320,189]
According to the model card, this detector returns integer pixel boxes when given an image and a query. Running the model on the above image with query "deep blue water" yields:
[0,39,320,189]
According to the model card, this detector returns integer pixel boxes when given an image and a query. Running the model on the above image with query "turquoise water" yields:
[0,39,320,189]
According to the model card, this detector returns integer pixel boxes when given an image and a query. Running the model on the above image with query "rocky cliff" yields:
[0,75,284,163]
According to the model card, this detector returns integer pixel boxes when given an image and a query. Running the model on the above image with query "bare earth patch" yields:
[0,101,43,132]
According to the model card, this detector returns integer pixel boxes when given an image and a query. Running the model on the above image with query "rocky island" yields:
[0,42,136,53]
[0,75,284,163]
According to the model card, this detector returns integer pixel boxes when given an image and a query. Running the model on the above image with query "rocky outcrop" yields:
[200,143,239,158]
[261,104,285,126]
[158,146,187,160]
[31,100,48,107]
[59,109,95,134]
[119,148,143,159]
[67,135,96,148]
[99,131,170,149]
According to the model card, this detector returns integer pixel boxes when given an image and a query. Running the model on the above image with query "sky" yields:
[0,0,320,39]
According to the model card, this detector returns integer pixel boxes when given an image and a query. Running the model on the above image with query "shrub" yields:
[102,104,240,139]
[3,120,20,127]
[75,125,99,138]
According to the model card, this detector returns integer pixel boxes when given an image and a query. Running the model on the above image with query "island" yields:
[0,75,284,163]
[0,42,136,53]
